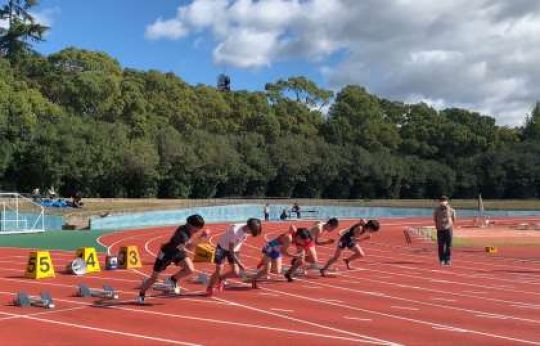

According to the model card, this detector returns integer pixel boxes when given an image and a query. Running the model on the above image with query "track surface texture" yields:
[2,216,540,345]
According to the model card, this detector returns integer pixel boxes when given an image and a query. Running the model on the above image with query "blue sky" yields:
[33,0,327,92]
[27,0,540,125]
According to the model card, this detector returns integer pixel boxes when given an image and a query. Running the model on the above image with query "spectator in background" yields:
[72,192,84,208]
[264,204,270,221]
[31,188,40,201]
[292,203,301,219]
[280,209,288,221]
[47,186,56,199]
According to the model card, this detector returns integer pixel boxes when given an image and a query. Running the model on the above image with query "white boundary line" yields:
[138,229,399,346]
[240,241,540,316]
[6,312,202,346]
[258,286,540,345]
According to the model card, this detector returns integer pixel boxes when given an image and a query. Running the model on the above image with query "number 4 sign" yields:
[25,251,55,279]
[117,245,142,269]
[75,247,101,273]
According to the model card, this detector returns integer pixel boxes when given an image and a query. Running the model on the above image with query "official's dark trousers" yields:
[437,228,453,263]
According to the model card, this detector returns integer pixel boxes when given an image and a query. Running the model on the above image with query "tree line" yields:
[1,0,540,199]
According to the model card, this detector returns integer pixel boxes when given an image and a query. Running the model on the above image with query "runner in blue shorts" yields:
[320,219,380,276]
[250,226,312,288]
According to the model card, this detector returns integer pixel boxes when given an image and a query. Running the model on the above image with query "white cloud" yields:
[213,29,278,67]
[1,7,58,29]
[145,17,189,40]
[147,0,540,125]
[30,7,60,28]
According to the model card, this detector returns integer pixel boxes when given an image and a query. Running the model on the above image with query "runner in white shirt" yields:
[206,218,262,296]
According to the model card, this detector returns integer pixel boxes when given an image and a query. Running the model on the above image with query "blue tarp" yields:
[39,199,70,208]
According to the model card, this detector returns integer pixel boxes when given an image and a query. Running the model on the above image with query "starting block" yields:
[192,273,210,285]
[485,246,498,254]
[193,242,216,263]
[145,278,180,295]
[77,283,119,300]
[14,292,55,309]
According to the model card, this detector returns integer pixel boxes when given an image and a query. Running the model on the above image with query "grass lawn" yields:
[0,230,112,252]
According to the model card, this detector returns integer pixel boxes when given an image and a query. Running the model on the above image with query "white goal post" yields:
[0,192,45,234]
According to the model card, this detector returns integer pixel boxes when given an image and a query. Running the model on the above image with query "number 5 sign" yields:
[117,245,142,269]
[25,251,55,279]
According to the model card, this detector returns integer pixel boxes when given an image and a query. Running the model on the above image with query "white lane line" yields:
[212,296,401,346]
[475,314,510,320]
[430,279,451,284]
[130,268,150,278]
[462,291,488,295]
[330,269,540,313]
[0,266,142,284]
[320,299,344,303]
[364,291,389,297]
[302,285,322,289]
[22,315,201,346]
[430,298,457,303]
[258,292,280,297]
[299,270,540,325]
[270,308,295,313]
[390,306,419,311]
[432,326,469,333]
[260,286,540,345]
[117,304,382,344]
[0,306,88,322]
[1,291,357,343]
[132,242,400,346]
[344,316,372,322]
[512,304,540,310]
[244,239,540,325]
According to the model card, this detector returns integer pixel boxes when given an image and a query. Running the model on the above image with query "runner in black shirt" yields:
[320,219,380,276]
[138,214,205,304]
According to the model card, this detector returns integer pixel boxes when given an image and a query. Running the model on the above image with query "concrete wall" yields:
[89,203,540,231]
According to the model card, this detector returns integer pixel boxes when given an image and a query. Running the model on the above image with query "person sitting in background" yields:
[71,192,84,208]
[280,209,288,221]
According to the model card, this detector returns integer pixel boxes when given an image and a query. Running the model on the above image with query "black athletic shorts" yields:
[214,245,239,265]
[153,249,187,272]
[338,234,357,249]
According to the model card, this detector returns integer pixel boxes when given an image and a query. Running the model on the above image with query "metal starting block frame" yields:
[77,284,119,299]
[192,273,210,285]
[14,292,55,309]
[149,278,180,295]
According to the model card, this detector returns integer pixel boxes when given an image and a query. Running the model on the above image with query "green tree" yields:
[326,85,401,150]
[523,102,540,141]
[265,76,333,110]
[0,0,48,61]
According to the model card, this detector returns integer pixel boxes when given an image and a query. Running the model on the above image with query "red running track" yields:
[1,217,540,345]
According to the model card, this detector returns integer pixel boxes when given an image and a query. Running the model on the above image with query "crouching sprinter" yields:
[320,219,380,276]
[206,218,263,296]
[138,214,205,304]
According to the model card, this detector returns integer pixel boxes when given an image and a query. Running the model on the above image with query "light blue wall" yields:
[89,203,540,231]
